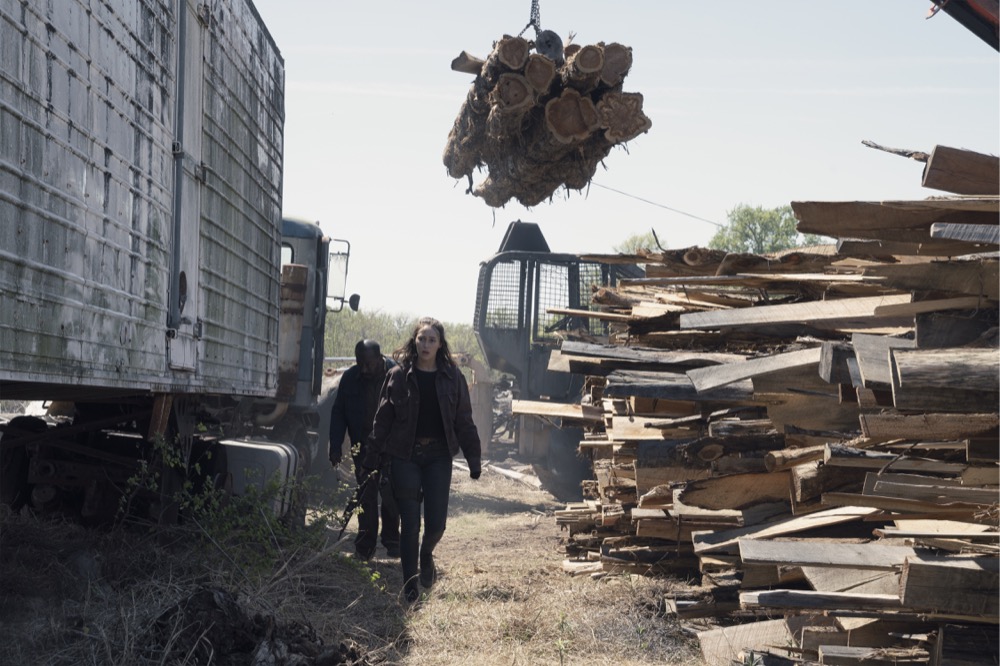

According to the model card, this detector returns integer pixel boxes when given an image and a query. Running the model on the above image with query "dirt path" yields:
[359,462,704,665]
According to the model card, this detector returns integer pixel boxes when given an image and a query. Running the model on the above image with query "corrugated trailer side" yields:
[0,0,284,401]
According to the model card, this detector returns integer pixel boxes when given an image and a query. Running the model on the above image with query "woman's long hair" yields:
[393,317,455,369]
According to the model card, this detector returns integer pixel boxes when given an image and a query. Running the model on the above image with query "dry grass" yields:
[383,471,704,665]
[0,464,703,665]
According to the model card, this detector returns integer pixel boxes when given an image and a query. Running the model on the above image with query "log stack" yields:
[444,35,651,207]
[550,144,999,665]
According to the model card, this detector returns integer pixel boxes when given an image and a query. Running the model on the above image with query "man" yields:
[329,339,400,559]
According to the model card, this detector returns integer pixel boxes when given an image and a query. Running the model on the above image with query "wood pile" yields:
[553,144,999,665]
[443,35,651,208]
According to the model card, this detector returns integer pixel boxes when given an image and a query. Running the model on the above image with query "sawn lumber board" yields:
[686,347,821,392]
[679,295,912,330]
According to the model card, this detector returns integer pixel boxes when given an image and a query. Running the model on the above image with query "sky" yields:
[251,0,999,325]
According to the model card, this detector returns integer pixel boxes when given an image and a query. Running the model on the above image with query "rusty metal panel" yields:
[0,0,283,400]
[195,0,284,395]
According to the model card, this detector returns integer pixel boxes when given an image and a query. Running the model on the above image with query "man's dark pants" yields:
[353,452,400,558]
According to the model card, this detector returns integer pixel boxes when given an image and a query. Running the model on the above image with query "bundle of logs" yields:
[443,34,651,208]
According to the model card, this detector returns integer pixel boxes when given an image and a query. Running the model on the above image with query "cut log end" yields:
[524,53,557,93]
[597,91,652,143]
[545,88,600,144]
[599,42,633,88]
[495,35,530,71]
[491,73,533,112]
[570,44,605,74]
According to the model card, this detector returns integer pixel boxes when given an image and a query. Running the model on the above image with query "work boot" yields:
[385,543,401,558]
[403,578,420,604]
[419,552,436,588]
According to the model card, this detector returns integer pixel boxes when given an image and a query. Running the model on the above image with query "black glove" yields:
[469,460,482,480]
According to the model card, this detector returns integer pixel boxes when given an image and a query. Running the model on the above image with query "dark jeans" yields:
[353,453,400,557]
[390,440,453,590]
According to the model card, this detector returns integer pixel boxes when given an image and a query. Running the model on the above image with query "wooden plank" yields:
[606,415,696,441]
[634,465,711,496]
[921,144,1000,195]
[511,399,604,422]
[545,349,572,372]
[671,488,789,527]
[559,340,743,366]
[873,295,990,317]
[603,369,755,402]
[687,347,821,392]
[819,341,855,384]
[823,444,968,474]
[741,589,902,612]
[739,539,916,570]
[628,396,701,417]
[792,461,865,503]
[678,471,792,511]
[900,557,999,616]
[930,222,1000,245]
[821,492,982,518]
[692,505,878,555]
[890,347,999,391]
[679,295,912,330]
[818,645,929,665]
[870,480,1000,506]
[861,471,963,493]
[836,237,987,258]
[850,333,916,388]
[697,619,791,666]
[800,567,900,596]
[544,306,633,323]
[861,259,999,301]
[874,528,1000,542]
[793,198,1000,243]
[858,412,999,442]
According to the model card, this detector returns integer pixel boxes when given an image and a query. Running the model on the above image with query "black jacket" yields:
[328,357,395,463]
[364,362,481,470]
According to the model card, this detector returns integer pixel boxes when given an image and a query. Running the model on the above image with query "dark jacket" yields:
[329,357,395,463]
[364,362,481,469]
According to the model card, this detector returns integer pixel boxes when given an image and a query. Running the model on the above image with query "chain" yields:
[517,0,542,38]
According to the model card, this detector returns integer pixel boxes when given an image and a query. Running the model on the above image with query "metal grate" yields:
[535,261,607,340]
[483,260,524,330]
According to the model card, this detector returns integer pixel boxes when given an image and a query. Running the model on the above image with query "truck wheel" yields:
[281,428,312,530]
[1,416,46,509]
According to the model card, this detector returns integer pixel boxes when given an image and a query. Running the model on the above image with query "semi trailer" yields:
[0,0,354,523]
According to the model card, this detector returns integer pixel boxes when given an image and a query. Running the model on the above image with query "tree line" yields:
[324,310,485,367]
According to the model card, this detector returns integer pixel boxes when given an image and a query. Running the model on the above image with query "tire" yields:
[1,416,46,509]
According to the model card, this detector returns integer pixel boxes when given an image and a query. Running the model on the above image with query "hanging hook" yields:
[517,0,563,65]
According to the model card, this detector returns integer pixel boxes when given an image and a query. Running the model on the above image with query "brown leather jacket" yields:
[364,362,481,469]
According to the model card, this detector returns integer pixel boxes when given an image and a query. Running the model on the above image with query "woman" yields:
[364,317,481,603]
